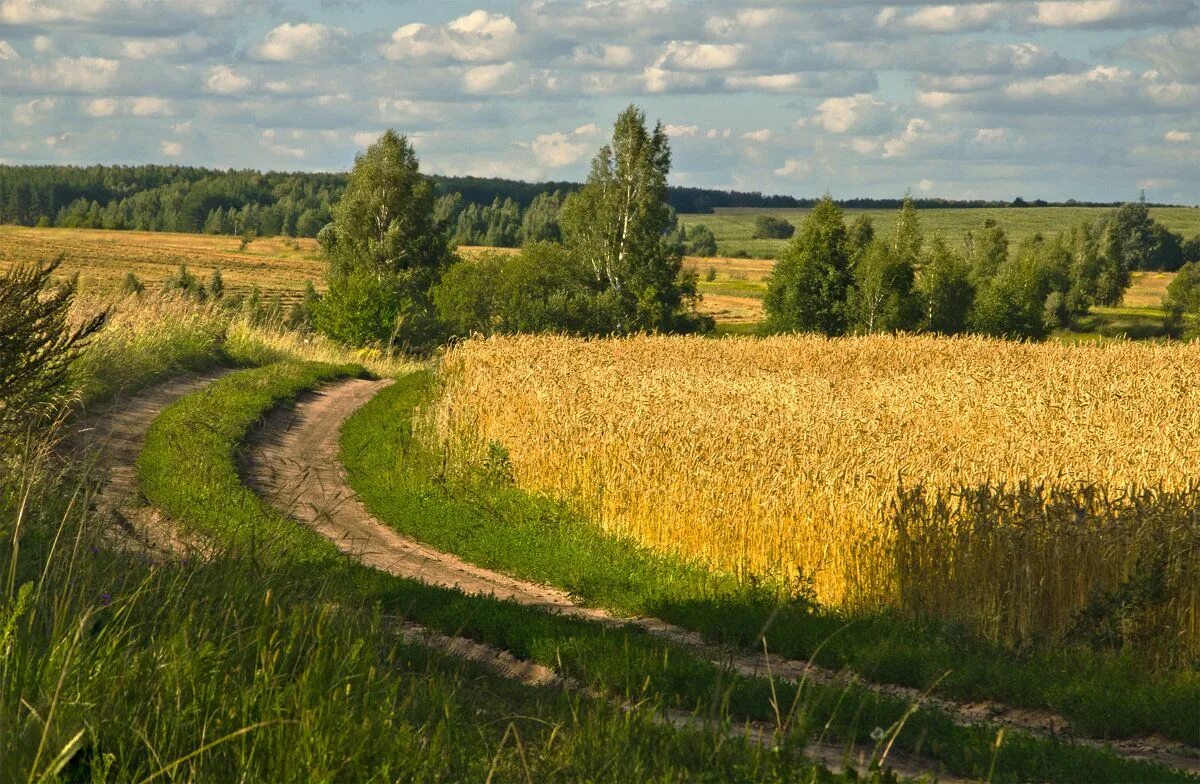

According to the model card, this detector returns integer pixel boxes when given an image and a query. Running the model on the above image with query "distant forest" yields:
[0,164,1182,247]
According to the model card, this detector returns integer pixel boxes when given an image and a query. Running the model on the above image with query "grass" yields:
[342,371,1200,757]
[682,206,1200,259]
[124,361,1188,782]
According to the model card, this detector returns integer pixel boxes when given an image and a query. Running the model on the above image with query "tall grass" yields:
[427,334,1200,659]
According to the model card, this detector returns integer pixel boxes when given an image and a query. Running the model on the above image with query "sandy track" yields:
[243,378,1200,774]
[73,370,230,556]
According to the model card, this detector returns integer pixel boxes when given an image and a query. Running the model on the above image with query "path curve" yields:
[243,378,1200,774]
[73,370,229,556]
[78,371,960,781]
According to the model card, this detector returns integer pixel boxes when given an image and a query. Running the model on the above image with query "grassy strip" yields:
[137,362,1190,781]
[342,372,1200,760]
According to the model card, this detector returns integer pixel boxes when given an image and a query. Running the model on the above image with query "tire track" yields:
[242,377,1200,775]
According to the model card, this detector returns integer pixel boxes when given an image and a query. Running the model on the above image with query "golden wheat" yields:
[427,334,1200,654]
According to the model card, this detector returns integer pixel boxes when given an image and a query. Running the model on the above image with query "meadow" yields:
[682,206,1200,259]
[426,334,1200,660]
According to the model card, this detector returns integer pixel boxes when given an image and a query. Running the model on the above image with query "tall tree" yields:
[890,194,923,268]
[559,105,704,333]
[848,239,919,334]
[965,219,1008,283]
[762,195,852,336]
[917,234,974,334]
[315,130,451,347]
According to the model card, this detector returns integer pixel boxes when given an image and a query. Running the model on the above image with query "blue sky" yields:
[1,0,1196,202]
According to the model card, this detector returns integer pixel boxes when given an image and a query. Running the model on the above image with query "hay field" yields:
[428,334,1200,653]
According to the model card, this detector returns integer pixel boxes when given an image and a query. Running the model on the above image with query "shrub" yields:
[752,215,795,240]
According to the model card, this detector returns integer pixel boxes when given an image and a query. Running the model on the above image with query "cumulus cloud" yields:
[261,128,305,159]
[571,44,636,68]
[0,40,18,60]
[253,22,352,63]
[462,62,521,94]
[86,98,117,117]
[656,41,741,70]
[1027,0,1193,29]
[1165,130,1192,142]
[529,128,593,167]
[7,56,119,93]
[160,140,183,157]
[813,94,893,134]
[12,97,56,125]
[884,3,1010,33]
[773,159,810,178]
[205,65,250,94]
[383,10,518,64]
[664,124,699,137]
[130,96,172,116]
[741,128,771,142]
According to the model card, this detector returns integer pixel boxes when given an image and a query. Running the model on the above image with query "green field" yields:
[681,206,1200,259]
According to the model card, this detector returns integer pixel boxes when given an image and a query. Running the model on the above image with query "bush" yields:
[752,215,795,240]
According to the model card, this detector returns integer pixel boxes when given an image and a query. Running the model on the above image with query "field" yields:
[681,206,1200,259]
[428,334,1200,657]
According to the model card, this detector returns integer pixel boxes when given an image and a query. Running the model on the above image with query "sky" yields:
[1,0,1197,202]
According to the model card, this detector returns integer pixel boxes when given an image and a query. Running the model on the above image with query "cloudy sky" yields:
[2,0,1197,201]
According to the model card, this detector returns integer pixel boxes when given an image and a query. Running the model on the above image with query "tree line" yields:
[762,196,1194,340]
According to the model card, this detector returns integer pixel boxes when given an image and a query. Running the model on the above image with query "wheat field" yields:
[427,334,1200,655]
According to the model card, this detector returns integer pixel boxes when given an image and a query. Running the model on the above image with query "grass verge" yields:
[341,371,1200,753]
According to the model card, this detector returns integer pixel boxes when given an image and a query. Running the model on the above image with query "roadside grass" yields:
[342,372,1200,751]
[5,454,832,782]
[130,362,1189,782]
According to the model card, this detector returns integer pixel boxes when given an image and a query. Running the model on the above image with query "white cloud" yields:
[13,97,55,125]
[741,128,771,142]
[462,62,521,94]
[1030,0,1154,28]
[353,131,382,148]
[130,97,172,116]
[44,132,70,148]
[571,44,635,68]
[261,129,305,159]
[383,11,517,64]
[642,66,706,93]
[917,178,936,191]
[903,3,1008,32]
[974,127,1008,144]
[773,159,810,178]
[657,41,741,70]
[254,22,350,62]
[160,140,183,157]
[705,128,732,139]
[13,56,119,92]
[171,120,192,133]
[85,98,117,117]
[0,40,17,60]
[528,123,600,167]
[123,38,180,59]
[32,35,50,53]
[205,65,250,94]
[1165,130,1192,142]
[664,124,699,137]
[1,0,63,24]
[813,94,892,134]
[882,118,944,158]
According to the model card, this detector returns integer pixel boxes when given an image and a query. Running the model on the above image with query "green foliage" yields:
[681,223,718,257]
[207,268,224,300]
[889,195,923,268]
[762,196,852,336]
[0,258,106,440]
[917,235,974,334]
[752,215,795,240]
[317,131,451,349]
[965,219,1009,283]
[1162,261,1200,337]
[560,105,707,334]
[847,240,919,334]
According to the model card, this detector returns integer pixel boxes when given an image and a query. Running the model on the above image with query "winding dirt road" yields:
[241,377,1200,775]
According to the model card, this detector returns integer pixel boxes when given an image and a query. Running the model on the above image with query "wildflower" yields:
[870,727,886,742]
[99,592,112,607]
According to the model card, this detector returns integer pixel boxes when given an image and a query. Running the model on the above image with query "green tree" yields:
[848,239,918,334]
[432,253,503,336]
[970,241,1056,340]
[683,224,718,257]
[0,258,106,439]
[559,105,705,333]
[762,195,852,336]
[846,214,875,261]
[315,130,451,348]
[208,268,225,300]
[752,215,795,240]
[965,219,1008,283]
[889,194,922,268]
[1162,261,1200,337]
[917,234,974,334]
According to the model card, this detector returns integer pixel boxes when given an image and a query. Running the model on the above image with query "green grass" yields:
[342,372,1200,755]
[683,206,1200,259]
[105,360,1187,782]
[3,362,856,783]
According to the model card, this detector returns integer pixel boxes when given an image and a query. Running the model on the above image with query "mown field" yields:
[681,206,1200,259]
